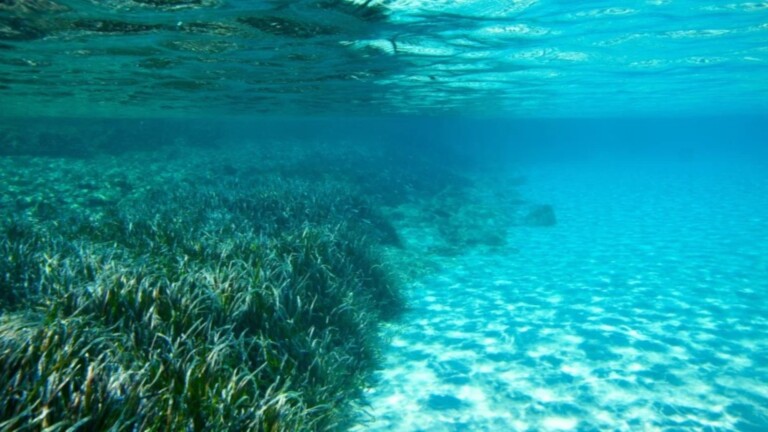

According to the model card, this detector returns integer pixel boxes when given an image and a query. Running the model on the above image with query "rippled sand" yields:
[357,160,768,431]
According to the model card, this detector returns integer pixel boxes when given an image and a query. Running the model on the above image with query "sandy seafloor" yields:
[354,159,768,431]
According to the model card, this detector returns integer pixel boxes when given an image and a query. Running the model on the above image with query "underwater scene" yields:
[1,1,768,431]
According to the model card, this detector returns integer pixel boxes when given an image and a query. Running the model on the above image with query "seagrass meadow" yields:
[0,118,537,431]
[0,134,395,431]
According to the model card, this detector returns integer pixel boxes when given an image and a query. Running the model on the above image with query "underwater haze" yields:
[1,1,768,431]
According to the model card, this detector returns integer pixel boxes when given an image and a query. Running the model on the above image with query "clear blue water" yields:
[2,0,768,430]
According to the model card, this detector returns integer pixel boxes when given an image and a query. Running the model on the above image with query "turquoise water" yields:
[357,159,768,430]
[2,1,768,431]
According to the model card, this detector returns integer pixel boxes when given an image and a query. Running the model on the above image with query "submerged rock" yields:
[523,204,556,226]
